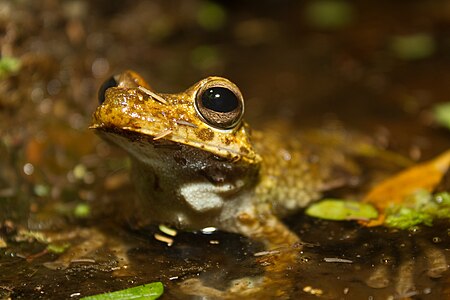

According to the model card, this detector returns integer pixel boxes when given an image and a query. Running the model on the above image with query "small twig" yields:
[254,250,281,257]
[174,119,198,128]
[159,224,177,237]
[323,257,353,263]
[70,258,96,264]
[154,233,174,246]
[138,86,168,105]
[153,129,173,140]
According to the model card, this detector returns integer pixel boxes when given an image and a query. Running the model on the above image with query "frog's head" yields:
[91,71,260,231]
[91,70,260,164]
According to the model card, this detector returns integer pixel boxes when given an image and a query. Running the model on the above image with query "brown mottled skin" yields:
[91,71,359,298]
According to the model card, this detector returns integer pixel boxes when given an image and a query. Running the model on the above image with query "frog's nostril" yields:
[98,75,118,104]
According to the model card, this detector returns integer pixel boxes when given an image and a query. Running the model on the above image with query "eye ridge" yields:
[201,87,239,113]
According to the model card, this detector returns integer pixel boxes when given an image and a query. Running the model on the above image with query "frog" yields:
[90,71,448,299]
[91,71,356,241]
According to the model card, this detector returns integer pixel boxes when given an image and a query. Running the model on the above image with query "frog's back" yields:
[253,122,362,216]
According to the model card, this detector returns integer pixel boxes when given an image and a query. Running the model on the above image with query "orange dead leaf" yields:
[362,149,450,226]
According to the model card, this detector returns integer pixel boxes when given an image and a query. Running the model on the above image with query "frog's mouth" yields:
[90,124,261,164]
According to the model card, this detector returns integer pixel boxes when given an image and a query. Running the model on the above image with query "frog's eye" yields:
[98,75,118,104]
[195,83,244,130]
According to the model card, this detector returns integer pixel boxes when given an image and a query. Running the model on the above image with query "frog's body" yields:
[92,71,356,242]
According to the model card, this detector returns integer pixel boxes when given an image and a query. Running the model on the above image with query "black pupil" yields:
[201,87,239,113]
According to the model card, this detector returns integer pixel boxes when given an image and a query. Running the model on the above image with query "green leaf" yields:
[197,1,227,31]
[81,282,163,300]
[384,208,433,230]
[0,56,21,79]
[46,243,71,254]
[391,33,435,60]
[434,192,450,205]
[384,190,450,229]
[304,0,355,30]
[306,199,378,221]
[433,102,450,130]
[74,203,91,218]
